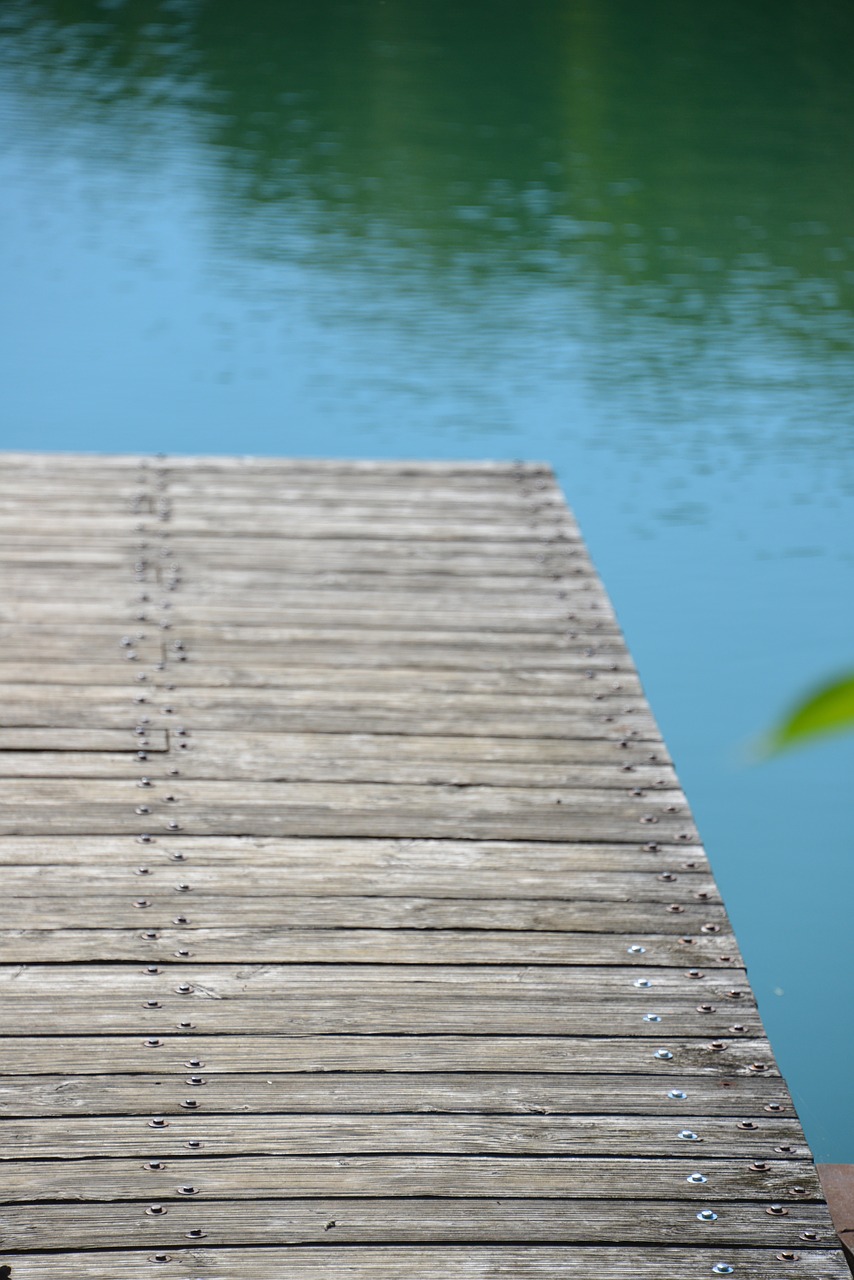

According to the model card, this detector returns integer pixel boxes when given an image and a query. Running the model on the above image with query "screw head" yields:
[643,1013,662,1023]
[766,1203,788,1215]
[177,1185,197,1195]
[146,1205,167,1217]
[712,1267,734,1276]
[654,1049,673,1061]
[687,1173,708,1184]
[627,945,646,955]
[679,1130,701,1141]
[634,978,653,988]
[697,1210,718,1221]
[667,1090,687,1100]
[148,1117,168,1128]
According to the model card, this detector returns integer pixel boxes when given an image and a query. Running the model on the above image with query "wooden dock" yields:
[0,451,847,1278]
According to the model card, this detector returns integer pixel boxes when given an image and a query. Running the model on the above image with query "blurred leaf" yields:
[760,671,854,757]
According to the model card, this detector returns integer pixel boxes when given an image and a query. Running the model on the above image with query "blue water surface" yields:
[1,0,852,1158]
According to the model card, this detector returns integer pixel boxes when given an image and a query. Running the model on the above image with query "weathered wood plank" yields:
[0,1154,820,1202]
[0,963,746,995]
[0,1034,777,1076]
[0,865,710,900]
[0,1198,831,1250]
[0,896,727,934]
[0,836,705,871]
[0,930,736,966]
[0,1113,809,1159]
[0,998,753,1036]
[0,1072,794,1117]
[0,780,695,841]
[0,729,168,753]
[0,749,672,787]
[4,1247,847,1280]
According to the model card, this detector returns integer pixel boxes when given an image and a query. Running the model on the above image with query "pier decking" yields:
[0,452,847,1278]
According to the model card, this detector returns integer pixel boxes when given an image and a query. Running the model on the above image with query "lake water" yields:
[1,0,852,1158]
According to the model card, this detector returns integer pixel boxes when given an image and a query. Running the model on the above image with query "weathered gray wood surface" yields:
[2,1248,845,1280]
[0,453,845,1278]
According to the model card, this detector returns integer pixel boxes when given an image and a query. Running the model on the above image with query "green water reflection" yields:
[5,0,854,346]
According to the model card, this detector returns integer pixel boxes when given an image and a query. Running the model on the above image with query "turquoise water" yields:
[1,0,853,1157]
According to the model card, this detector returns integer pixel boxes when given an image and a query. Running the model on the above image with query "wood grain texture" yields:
[0,453,842,1273]
[0,1072,794,1117]
[4,1247,848,1280]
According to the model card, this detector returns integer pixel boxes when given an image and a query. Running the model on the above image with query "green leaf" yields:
[760,670,854,757]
